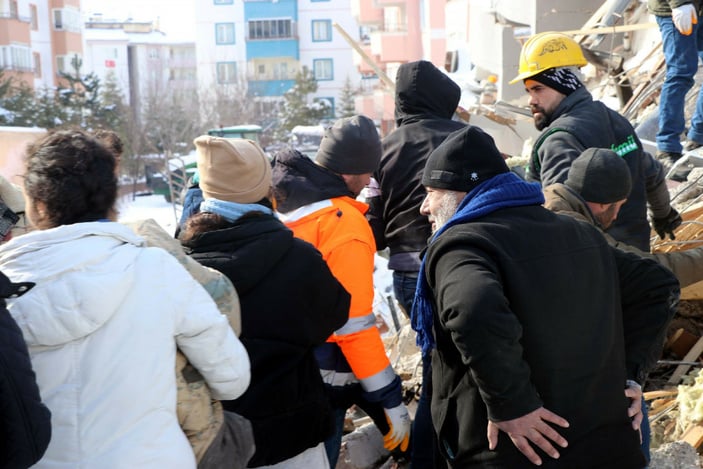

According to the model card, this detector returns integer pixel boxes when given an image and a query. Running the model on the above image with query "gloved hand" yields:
[673,3,698,35]
[652,208,683,240]
[383,404,411,452]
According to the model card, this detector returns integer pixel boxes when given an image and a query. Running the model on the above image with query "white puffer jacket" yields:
[0,222,251,469]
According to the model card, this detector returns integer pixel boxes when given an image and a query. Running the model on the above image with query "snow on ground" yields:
[116,193,182,236]
[115,193,398,329]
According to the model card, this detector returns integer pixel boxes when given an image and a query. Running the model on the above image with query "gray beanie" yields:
[315,115,381,174]
[565,148,632,204]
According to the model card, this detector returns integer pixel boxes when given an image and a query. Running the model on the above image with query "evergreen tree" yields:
[338,76,358,118]
[274,66,329,141]
[57,54,103,128]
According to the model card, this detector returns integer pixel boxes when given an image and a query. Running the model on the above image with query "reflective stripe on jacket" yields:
[279,196,395,391]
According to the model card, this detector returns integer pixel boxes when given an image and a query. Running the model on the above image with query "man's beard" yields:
[595,203,619,230]
[432,193,463,233]
[531,106,550,130]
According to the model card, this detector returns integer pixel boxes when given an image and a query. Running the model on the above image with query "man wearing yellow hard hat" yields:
[511,31,678,255]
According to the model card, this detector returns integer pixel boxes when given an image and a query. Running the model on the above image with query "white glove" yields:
[673,3,698,36]
[383,404,411,452]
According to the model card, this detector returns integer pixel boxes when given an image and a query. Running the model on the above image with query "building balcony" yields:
[0,15,31,44]
[248,78,296,98]
[351,0,384,25]
[370,30,418,63]
[2,68,34,88]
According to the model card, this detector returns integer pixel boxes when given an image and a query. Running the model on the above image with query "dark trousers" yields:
[393,271,444,468]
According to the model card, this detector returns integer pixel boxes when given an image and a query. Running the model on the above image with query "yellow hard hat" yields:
[509,31,587,84]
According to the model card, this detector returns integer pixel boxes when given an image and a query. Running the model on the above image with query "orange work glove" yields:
[383,404,411,452]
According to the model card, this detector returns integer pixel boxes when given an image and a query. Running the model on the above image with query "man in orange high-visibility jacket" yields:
[272,115,411,467]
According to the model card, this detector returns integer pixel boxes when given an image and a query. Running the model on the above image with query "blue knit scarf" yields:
[200,198,273,223]
[411,172,545,356]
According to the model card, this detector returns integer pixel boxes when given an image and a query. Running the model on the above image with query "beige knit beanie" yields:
[194,136,271,204]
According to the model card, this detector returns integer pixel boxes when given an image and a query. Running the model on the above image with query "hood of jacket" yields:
[543,183,599,227]
[272,148,353,212]
[0,222,144,347]
[182,215,295,296]
[394,61,461,127]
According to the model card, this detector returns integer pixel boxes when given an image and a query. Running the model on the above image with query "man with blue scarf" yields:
[413,125,679,468]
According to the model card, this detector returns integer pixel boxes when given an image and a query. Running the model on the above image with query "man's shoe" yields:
[656,150,682,164]
[683,140,703,152]
[656,151,690,181]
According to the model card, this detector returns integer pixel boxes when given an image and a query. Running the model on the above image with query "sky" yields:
[82,0,196,40]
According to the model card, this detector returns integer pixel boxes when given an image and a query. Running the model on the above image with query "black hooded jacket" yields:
[0,272,51,468]
[272,148,354,212]
[366,60,466,272]
[181,215,350,467]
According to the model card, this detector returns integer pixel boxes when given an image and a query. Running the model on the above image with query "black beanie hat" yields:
[315,115,381,174]
[422,126,509,192]
[531,67,583,96]
[565,148,632,204]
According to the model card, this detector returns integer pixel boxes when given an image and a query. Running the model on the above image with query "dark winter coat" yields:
[527,86,671,252]
[0,272,51,469]
[367,61,466,272]
[425,204,678,468]
[182,214,350,467]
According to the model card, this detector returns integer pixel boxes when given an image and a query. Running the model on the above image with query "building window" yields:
[214,0,233,3]
[313,58,333,81]
[248,19,293,40]
[9,1,17,19]
[148,48,159,59]
[0,45,32,72]
[217,62,237,84]
[29,4,38,29]
[215,23,235,44]
[55,54,81,74]
[53,8,81,32]
[312,20,332,42]
[273,62,288,79]
[33,52,41,77]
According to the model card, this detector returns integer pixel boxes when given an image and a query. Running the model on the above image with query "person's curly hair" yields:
[24,129,117,228]
[92,129,124,159]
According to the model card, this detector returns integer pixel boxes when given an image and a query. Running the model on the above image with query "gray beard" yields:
[432,193,462,233]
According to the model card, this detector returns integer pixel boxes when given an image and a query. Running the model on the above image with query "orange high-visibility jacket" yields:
[280,196,397,393]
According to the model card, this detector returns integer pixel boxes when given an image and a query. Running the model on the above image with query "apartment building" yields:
[194,0,245,91]
[351,0,447,133]
[0,0,82,89]
[195,0,362,119]
[84,16,197,122]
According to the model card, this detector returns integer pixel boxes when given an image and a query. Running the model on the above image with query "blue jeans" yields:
[393,271,419,318]
[324,407,346,469]
[656,15,703,153]
[641,400,651,464]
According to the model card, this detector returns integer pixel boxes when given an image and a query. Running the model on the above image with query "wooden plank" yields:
[668,336,703,384]
[644,389,678,401]
[681,424,703,449]
[516,22,658,40]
